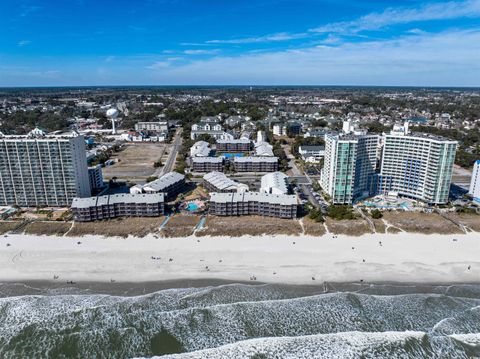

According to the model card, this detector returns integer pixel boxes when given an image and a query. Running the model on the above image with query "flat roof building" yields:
[192,157,224,173]
[0,132,91,207]
[209,192,297,219]
[320,125,379,204]
[379,123,457,204]
[72,193,164,222]
[233,156,278,172]
[135,121,168,133]
[216,138,252,153]
[469,160,480,203]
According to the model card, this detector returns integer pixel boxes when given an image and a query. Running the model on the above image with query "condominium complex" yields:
[233,156,278,172]
[209,192,298,219]
[320,121,458,205]
[379,123,457,204]
[72,193,164,222]
[203,171,249,193]
[134,121,168,133]
[320,126,379,204]
[192,157,224,172]
[216,139,252,152]
[130,171,185,200]
[0,132,91,207]
[469,160,480,203]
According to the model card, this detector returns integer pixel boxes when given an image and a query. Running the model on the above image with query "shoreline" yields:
[0,231,479,290]
[1,278,480,299]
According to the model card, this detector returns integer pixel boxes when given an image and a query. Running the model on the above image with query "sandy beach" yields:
[0,231,479,285]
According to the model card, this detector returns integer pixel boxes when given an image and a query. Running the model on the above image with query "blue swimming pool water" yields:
[186,203,199,211]
[222,153,244,158]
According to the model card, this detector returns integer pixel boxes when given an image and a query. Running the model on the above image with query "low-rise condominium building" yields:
[260,172,289,195]
[134,121,169,133]
[203,171,249,193]
[192,157,224,172]
[130,171,185,200]
[216,138,252,152]
[208,192,297,219]
[233,156,278,172]
[71,193,164,222]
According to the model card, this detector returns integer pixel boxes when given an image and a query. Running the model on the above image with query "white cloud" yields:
[17,40,31,47]
[183,49,220,55]
[311,0,480,34]
[147,61,171,69]
[206,32,308,44]
[147,29,480,86]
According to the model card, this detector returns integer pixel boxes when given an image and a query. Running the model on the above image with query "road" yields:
[282,143,328,211]
[156,128,182,177]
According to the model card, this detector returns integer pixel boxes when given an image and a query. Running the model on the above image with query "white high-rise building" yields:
[320,122,379,204]
[379,122,457,204]
[469,160,480,203]
[0,131,91,207]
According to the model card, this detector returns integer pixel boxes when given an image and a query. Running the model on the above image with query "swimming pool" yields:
[186,203,199,211]
[222,153,244,158]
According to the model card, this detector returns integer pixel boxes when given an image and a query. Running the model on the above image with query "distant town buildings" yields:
[0,131,91,207]
[298,145,325,163]
[72,193,164,222]
[134,121,168,133]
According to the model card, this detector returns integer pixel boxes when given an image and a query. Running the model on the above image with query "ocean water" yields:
[0,283,479,358]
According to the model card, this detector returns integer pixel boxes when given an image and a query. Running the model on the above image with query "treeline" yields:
[0,110,70,134]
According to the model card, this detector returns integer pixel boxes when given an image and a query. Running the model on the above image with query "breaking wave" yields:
[0,283,479,358]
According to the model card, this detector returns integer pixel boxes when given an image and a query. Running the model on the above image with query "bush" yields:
[327,205,356,220]
[308,208,324,223]
[370,209,383,219]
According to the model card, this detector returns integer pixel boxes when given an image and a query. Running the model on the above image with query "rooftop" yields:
[192,157,223,163]
[72,193,164,209]
[234,156,278,163]
[210,191,297,205]
[203,171,248,191]
[144,171,185,191]
[387,131,457,143]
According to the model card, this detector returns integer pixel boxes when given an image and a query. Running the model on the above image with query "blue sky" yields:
[0,0,479,86]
